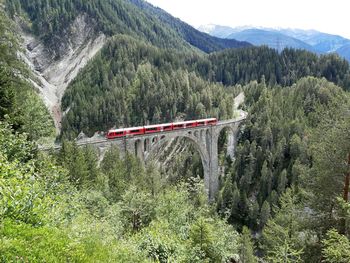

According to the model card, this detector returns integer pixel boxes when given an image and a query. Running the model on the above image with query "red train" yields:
[106,118,217,139]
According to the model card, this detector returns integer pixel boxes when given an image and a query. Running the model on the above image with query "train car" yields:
[197,118,217,126]
[106,118,218,139]
[124,126,145,136]
[106,128,125,139]
[183,120,198,128]
[172,121,186,130]
[144,123,173,134]
[207,118,217,125]
[196,119,206,126]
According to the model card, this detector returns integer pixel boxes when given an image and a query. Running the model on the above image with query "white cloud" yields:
[145,0,350,38]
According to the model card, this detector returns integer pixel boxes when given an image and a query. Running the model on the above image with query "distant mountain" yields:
[227,29,316,52]
[128,0,251,53]
[198,24,239,38]
[199,24,350,61]
[276,28,320,42]
[279,29,350,53]
[337,43,350,62]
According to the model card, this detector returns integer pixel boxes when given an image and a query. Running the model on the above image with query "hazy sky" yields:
[145,0,350,38]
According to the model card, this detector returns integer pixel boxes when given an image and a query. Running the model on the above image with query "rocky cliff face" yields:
[18,14,106,131]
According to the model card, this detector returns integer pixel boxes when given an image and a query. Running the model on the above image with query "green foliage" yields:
[60,34,350,139]
[0,219,87,262]
[218,77,347,230]
[59,141,99,189]
[308,103,350,234]
[154,185,193,236]
[119,186,155,232]
[205,47,350,90]
[0,8,21,122]
[239,226,258,263]
[16,90,55,140]
[321,229,350,263]
[261,189,304,262]
[1,115,243,261]
[137,220,182,263]
[189,217,220,262]
[0,122,35,162]
[47,137,241,261]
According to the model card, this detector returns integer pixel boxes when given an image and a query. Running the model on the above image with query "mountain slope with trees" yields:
[61,41,350,138]
[203,47,350,88]
[7,0,250,55]
[217,77,350,261]
[60,35,239,138]
[1,1,350,262]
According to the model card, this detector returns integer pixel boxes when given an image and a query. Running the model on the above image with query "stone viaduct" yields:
[57,112,247,200]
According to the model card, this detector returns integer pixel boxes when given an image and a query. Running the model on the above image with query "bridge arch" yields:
[216,122,241,160]
[145,133,210,194]
[145,133,208,164]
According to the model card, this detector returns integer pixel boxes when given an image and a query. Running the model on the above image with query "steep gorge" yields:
[18,14,106,130]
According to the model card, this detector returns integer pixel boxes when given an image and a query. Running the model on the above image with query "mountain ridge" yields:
[227,29,316,53]
[199,24,350,61]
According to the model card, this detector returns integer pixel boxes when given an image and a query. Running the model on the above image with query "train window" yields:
[198,121,205,125]
[116,132,123,135]
[131,129,140,133]
[146,127,158,131]
[164,126,171,129]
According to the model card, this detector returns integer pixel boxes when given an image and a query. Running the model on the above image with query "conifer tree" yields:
[239,226,258,263]
[261,188,303,262]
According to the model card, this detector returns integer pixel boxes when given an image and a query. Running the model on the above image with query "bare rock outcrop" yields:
[18,14,106,132]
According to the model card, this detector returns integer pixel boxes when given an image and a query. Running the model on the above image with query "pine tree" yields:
[261,188,303,262]
[260,200,271,228]
[277,169,288,194]
[189,217,219,262]
[322,229,350,263]
[239,226,258,263]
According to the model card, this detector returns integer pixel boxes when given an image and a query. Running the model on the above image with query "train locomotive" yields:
[106,118,217,139]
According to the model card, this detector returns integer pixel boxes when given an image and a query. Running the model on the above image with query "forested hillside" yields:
[61,36,238,138]
[61,40,350,138]
[6,0,250,55]
[1,0,350,262]
[217,77,350,262]
[203,47,350,88]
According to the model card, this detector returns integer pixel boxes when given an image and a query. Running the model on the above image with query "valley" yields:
[1,0,350,262]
